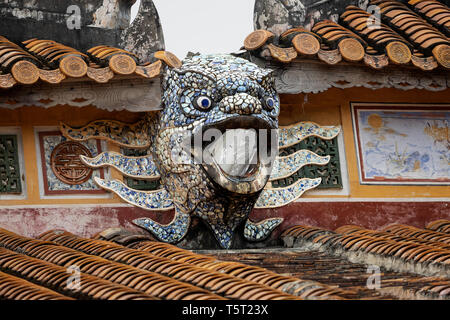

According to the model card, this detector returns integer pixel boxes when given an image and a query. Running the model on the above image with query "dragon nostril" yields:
[220,93,262,115]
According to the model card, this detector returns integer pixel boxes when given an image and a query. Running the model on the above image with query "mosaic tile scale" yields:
[270,149,330,181]
[94,177,173,211]
[80,152,160,180]
[133,212,190,244]
[278,122,340,149]
[244,218,284,242]
[60,118,151,149]
[255,178,322,209]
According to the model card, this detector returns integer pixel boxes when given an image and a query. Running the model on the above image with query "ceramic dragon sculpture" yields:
[60,54,340,249]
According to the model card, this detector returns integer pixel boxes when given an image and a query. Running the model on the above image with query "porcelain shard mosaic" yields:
[244,218,284,242]
[133,213,190,243]
[60,119,151,148]
[81,152,160,179]
[279,122,340,148]
[61,54,341,249]
[255,178,322,208]
[270,149,330,181]
[94,177,173,210]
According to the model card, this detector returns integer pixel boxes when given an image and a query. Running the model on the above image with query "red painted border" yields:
[0,201,448,239]
[352,104,450,184]
[252,201,450,239]
[38,131,106,195]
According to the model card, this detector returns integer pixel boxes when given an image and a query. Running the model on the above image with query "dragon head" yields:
[62,53,337,249]
[149,54,281,248]
[158,54,280,195]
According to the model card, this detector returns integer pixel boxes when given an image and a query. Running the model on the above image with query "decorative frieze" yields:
[0,79,161,112]
[257,59,450,94]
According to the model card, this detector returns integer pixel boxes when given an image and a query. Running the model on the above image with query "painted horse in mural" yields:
[60,54,340,248]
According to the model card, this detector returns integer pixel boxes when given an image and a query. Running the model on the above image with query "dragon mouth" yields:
[193,116,277,194]
[207,128,260,179]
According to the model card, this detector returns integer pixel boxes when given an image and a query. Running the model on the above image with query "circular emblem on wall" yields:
[50,141,93,185]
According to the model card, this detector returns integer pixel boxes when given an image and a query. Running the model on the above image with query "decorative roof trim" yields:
[254,58,449,94]
[245,0,450,72]
[0,78,162,112]
[0,36,180,89]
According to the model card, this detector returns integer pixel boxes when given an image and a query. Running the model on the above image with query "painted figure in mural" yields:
[61,54,339,248]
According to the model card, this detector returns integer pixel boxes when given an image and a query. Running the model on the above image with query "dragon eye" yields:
[195,96,212,110]
[265,97,275,110]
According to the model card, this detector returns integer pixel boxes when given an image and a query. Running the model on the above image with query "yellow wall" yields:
[279,87,450,199]
[0,105,144,206]
[0,86,449,206]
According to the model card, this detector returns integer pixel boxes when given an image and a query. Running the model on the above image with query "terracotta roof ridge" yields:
[0,36,181,89]
[244,0,449,71]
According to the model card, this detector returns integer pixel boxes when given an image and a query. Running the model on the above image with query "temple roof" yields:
[0,35,181,89]
[245,0,450,71]
[0,227,330,300]
[0,219,449,300]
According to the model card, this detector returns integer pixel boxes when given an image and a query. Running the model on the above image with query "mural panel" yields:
[352,105,450,185]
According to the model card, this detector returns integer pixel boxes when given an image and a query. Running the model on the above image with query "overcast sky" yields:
[131,0,255,60]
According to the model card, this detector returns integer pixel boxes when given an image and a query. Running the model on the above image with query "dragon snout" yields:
[219,93,262,115]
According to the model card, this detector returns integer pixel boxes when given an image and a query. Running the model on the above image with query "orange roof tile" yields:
[281,219,450,299]
[0,226,354,300]
[244,0,450,71]
[0,36,181,89]
[1,220,450,300]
